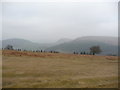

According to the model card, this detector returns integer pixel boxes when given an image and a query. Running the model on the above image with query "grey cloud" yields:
[2,2,118,43]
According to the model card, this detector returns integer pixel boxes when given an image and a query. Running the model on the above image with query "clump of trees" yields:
[73,46,102,55]
[73,52,78,54]
[90,46,102,55]
[49,50,59,53]
[73,51,86,55]
[4,45,14,50]
[3,44,102,56]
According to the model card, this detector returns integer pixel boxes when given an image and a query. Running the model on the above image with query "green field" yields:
[2,50,118,88]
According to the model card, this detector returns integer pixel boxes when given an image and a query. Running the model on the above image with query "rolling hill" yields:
[2,38,49,50]
[1,36,118,55]
[45,36,118,55]
[54,38,72,45]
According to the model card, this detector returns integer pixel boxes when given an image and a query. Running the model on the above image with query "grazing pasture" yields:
[2,50,118,88]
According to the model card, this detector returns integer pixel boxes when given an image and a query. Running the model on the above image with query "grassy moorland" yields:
[2,50,118,88]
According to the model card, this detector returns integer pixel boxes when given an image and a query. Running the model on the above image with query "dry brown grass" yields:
[2,50,118,88]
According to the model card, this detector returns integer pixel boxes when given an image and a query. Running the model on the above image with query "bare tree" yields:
[90,46,102,55]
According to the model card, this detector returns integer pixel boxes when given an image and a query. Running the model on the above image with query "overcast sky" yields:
[1,0,118,43]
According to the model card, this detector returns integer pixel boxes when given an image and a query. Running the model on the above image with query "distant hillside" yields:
[1,38,73,51]
[2,38,49,50]
[45,36,118,55]
[54,38,72,45]
[1,36,118,55]
[74,36,118,46]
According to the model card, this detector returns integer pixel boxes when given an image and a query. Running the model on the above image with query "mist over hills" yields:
[54,38,72,45]
[2,38,50,50]
[45,36,118,55]
[75,36,118,45]
[1,36,118,55]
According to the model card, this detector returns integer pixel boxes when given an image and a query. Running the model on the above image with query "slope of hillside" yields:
[54,38,72,45]
[45,36,118,55]
[1,36,118,55]
[2,38,49,50]
[74,36,118,46]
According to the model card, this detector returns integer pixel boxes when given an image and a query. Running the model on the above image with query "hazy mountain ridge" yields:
[2,38,49,50]
[45,36,118,55]
[1,36,118,55]
[74,36,118,46]
[55,38,72,45]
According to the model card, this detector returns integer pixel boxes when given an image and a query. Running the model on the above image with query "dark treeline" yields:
[73,46,102,55]
[73,51,95,55]
[3,45,60,54]
[3,45,102,55]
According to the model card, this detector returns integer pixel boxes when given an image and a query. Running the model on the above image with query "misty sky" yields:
[1,0,118,43]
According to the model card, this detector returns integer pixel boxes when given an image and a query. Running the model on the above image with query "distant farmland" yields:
[2,50,118,88]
